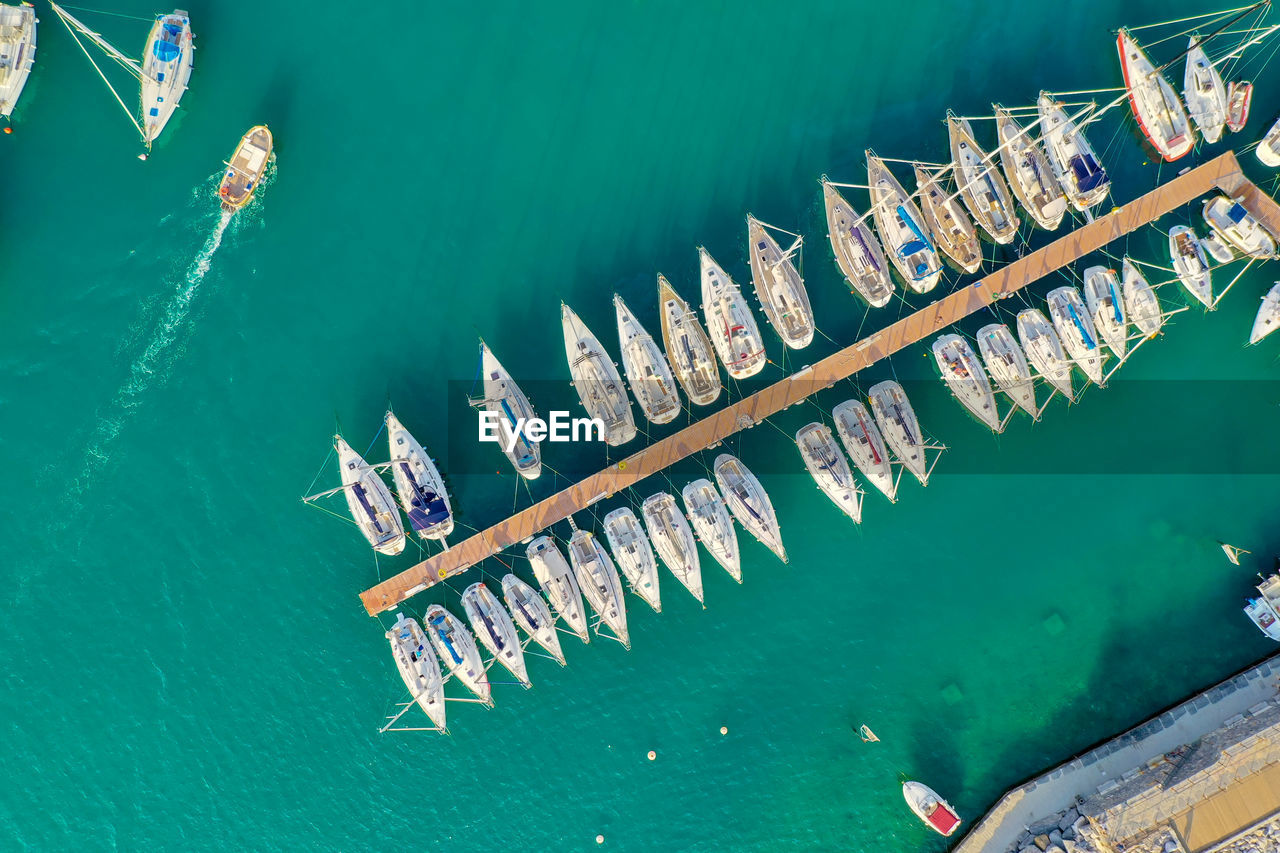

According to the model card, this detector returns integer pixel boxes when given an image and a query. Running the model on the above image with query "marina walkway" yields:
[361,151,1275,616]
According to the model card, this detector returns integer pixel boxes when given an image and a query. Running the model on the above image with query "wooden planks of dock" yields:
[361,151,1272,617]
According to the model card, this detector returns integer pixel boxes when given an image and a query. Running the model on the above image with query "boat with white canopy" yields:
[475,340,541,479]
[567,528,630,648]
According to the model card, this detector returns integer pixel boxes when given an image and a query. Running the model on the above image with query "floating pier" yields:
[361,151,1279,617]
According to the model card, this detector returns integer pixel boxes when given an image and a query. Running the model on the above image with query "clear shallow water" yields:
[4,0,1280,849]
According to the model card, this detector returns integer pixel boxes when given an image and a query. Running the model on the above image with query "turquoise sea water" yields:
[5,1,1280,849]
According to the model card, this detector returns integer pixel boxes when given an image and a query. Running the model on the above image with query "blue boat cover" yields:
[400,461,451,532]
[1066,303,1097,348]
[429,614,464,664]
[351,482,381,527]
[152,35,180,63]
[898,206,934,252]
[1069,155,1107,193]
[1228,202,1249,224]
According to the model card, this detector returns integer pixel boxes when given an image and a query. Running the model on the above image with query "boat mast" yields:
[49,2,147,144]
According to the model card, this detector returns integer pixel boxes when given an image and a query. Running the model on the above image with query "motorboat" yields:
[867,150,943,293]
[795,422,862,523]
[1202,196,1276,258]
[657,274,722,406]
[218,126,273,212]
[681,479,741,582]
[931,334,1001,431]
[867,380,929,485]
[948,113,1020,243]
[993,105,1067,231]
[1250,282,1280,344]
[903,781,962,838]
[615,294,681,425]
[1244,573,1280,641]
[1121,258,1164,338]
[603,507,663,613]
[334,434,405,556]
[832,399,895,501]
[1047,286,1105,384]
[914,164,982,273]
[477,340,541,480]
[1082,266,1128,358]
[501,573,565,666]
[386,411,453,541]
[386,613,447,731]
[562,302,637,445]
[747,214,814,349]
[567,528,630,647]
[700,247,766,379]
[526,535,590,644]
[0,2,35,118]
[1169,225,1213,308]
[1016,308,1075,400]
[461,582,530,687]
[1226,80,1252,132]
[1184,37,1227,144]
[424,604,491,705]
[713,454,787,562]
[1258,116,1280,166]
[976,323,1038,418]
[1117,28,1193,161]
[641,492,704,603]
[1038,92,1110,212]
[821,178,896,307]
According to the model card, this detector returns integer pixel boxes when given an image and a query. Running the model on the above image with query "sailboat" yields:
[1169,225,1214,308]
[1047,286,1105,385]
[681,479,741,582]
[476,340,541,480]
[527,535,590,644]
[657,275,722,406]
[713,454,787,562]
[385,411,453,541]
[603,507,663,613]
[1038,93,1110,212]
[795,422,863,523]
[615,294,681,425]
[1082,266,1128,358]
[1117,28,1194,161]
[1250,283,1280,344]
[746,215,814,349]
[501,573,566,666]
[567,528,631,648]
[1184,37,1228,144]
[218,126,273,212]
[832,399,895,501]
[562,302,637,446]
[334,434,405,556]
[993,105,1067,231]
[700,247,766,379]
[932,334,1001,432]
[976,324,1038,418]
[1257,116,1280,166]
[867,150,942,293]
[386,613,447,732]
[641,492,704,603]
[461,582,530,688]
[913,164,982,273]
[868,380,930,486]
[50,4,193,150]
[821,178,895,308]
[1122,258,1164,338]
[424,604,492,705]
[947,113,1020,244]
[1016,308,1075,400]
[0,2,36,118]
[1202,196,1275,258]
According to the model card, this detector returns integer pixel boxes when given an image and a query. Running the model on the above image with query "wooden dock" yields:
[361,151,1277,617]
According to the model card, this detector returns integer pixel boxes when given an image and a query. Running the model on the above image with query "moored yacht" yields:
[1258,116,1280,167]
[931,334,1001,431]
[0,3,36,118]
[947,113,1020,243]
[615,294,681,425]
[832,399,896,501]
[1047,286,1105,384]
[681,479,741,582]
[562,302,637,445]
[1122,258,1164,338]
[657,275,722,406]
[478,340,542,480]
[747,215,814,349]
[976,323,1038,418]
[913,164,982,273]
[1184,37,1227,144]
[1244,573,1280,641]
[1038,92,1110,212]
[567,528,630,648]
[1082,266,1128,358]
[994,105,1067,230]
[822,178,895,307]
[386,411,453,541]
[1250,282,1280,345]
[140,10,194,147]
[713,454,787,562]
[903,781,962,838]
[501,573,565,666]
[387,613,447,731]
[603,507,663,613]
[867,150,943,293]
[1016,308,1075,400]
[1117,28,1194,161]
[641,492,704,603]
[868,380,929,485]
[795,422,862,523]
[335,434,405,555]
[700,247,766,379]
[527,535,590,644]
[461,582,530,688]
[1202,196,1276,259]
[424,604,492,705]
[1169,225,1214,308]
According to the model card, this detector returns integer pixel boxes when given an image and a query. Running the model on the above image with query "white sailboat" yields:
[386,411,453,541]
[914,164,982,273]
[976,323,1038,418]
[1202,196,1276,259]
[603,507,663,613]
[501,573,565,666]
[948,113,1020,244]
[1184,37,1227,144]
[832,399,896,501]
[334,434,405,556]
[868,380,930,485]
[615,294,681,425]
[700,247,766,379]
[795,422,863,523]
[1082,266,1128,358]
[461,582,530,688]
[1250,282,1280,344]
[567,528,630,648]
[822,178,896,308]
[562,302,637,446]
[424,604,492,705]
[0,3,36,118]
[1122,258,1164,338]
[1169,225,1214,308]
[1047,286,1105,384]
[681,479,741,582]
[1038,93,1110,212]
[386,613,447,731]
[713,454,787,562]
[476,341,541,480]
[526,535,590,644]
[994,105,1067,231]
[931,334,1001,431]
[867,150,943,293]
[641,492,704,603]
[657,274,722,406]
[1117,28,1194,161]
[747,215,814,350]
[1258,116,1280,166]
[1016,308,1075,400]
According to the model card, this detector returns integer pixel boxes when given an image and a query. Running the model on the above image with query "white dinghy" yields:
[386,613,447,731]
[1250,282,1280,344]
[527,535,590,644]
[1082,266,1128,358]
[1184,36,1227,144]
[932,334,1001,431]
[386,411,453,541]
[658,275,721,406]
[1016,308,1075,400]
[868,380,930,485]
[641,492,704,604]
[1169,225,1214,308]
[615,294,681,425]
[461,582,530,688]
[948,113,1020,244]
[1047,286,1105,385]
[1122,258,1164,338]
[700,247,766,379]
[914,164,982,273]
[681,479,741,582]
[501,574,565,666]
[747,215,814,349]
[976,324,1038,418]
[1038,92,1110,212]
[603,507,663,613]
[994,105,1067,231]
[334,434,405,556]
[562,302,637,446]
[867,150,943,293]
[714,454,787,562]
[832,399,896,501]
[795,422,863,523]
[424,604,492,706]
[822,178,895,307]
[567,528,630,648]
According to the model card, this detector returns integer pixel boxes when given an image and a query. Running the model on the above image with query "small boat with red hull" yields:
[1227,81,1253,132]
[903,781,962,837]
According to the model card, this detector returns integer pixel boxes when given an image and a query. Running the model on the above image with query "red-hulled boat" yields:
[903,781,962,837]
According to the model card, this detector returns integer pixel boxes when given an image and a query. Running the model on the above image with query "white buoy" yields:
[647,750,656,761]
[595,835,604,845]
[720,726,728,735]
